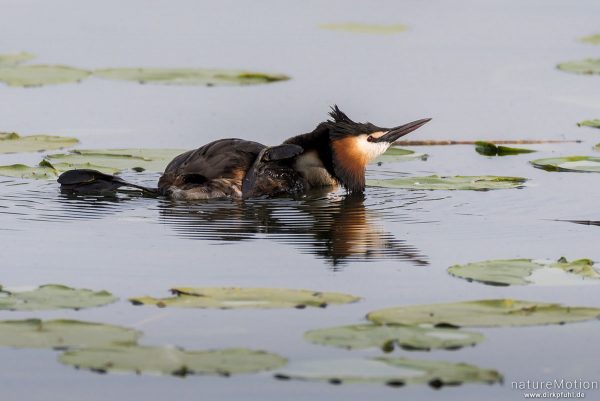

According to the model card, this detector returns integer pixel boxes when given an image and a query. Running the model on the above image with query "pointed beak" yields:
[375,118,432,143]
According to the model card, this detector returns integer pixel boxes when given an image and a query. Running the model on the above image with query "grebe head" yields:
[327,105,431,192]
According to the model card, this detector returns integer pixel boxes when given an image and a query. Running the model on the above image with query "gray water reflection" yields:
[158,192,429,267]
[562,220,600,227]
[0,179,430,267]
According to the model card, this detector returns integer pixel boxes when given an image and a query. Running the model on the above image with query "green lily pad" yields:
[372,147,427,164]
[0,284,117,311]
[0,319,140,349]
[580,34,600,45]
[130,287,360,309]
[45,148,186,173]
[0,132,79,154]
[274,357,501,387]
[304,324,484,352]
[448,258,600,286]
[557,59,600,75]
[577,119,600,129]
[367,299,600,328]
[0,52,36,66]
[0,65,91,87]
[0,163,59,179]
[60,346,287,376]
[319,23,406,35]
[92,68,289,86]
[531,156,600,172]
[475,141,535,156]
[73,148,185,159]
[367,175,527,190]
[0,159,121,180]
[48,162,122,175]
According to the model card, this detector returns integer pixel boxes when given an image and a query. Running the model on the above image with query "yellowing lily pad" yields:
[557,59,600,75]
[0,52,36,66]
[93,68,289,86]
[372,147,427,164]
[448,258,600,286]
[0,132,79,154]
[580,34,600,45]
[60,346,287,376]
[0,284,117,311]
[531,156,600,172]
[274,357,501,387]
[475,141,535,156]
[367,300,600,328]
[577,119,600,129]
[304,324,484,351]
[130,287,360,309]
[0,163,58,179]
[319,23,406,35]
[45,148,186,173]
[0,319,140,349]
[367,175,527,190]
[0,65,91,87]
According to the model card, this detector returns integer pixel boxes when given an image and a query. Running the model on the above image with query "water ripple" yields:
[155,190,431,266]
[0,177,439,267]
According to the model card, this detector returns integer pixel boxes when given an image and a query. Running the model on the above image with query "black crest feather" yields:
[327,105,383,140]
[328,105,354,124]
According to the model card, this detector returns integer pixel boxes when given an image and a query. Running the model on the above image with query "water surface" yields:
[1,1,600,400]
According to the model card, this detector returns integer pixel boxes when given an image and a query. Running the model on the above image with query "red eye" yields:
[367,135,374,142]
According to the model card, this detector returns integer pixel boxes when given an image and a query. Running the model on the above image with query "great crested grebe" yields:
[58,106,430,199]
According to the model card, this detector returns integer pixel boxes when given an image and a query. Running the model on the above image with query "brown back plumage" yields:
[158,139,265,193]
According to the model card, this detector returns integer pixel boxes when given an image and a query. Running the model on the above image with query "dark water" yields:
[2,1,600,400]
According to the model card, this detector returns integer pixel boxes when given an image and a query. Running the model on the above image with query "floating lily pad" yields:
[367,299,600,328]
[367,175,527,190]
[0,52,36,66]
[0,65,91,87]
[557,59,600,75]
[319,23,406,34]
[0,54,289,87]
[45,148,185,173]
[48,162,121,175]
[60,346,287,376]
[448,258,599,286]
[130,287,360,309]
[0,132,79,154]
[0,163,58,179]
[580,34,600,45]
[0,284,117,311]
[0,319,140,349]
[304,324,484,352]
[577,119,600,129]
[475,141,535,156]
[531,156,600,172]
[93,68,289,86]
[0,159,121,180]
[274,357,501,387]
[372,147,427,164]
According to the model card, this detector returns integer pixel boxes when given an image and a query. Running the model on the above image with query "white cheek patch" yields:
[357,134,389,161]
